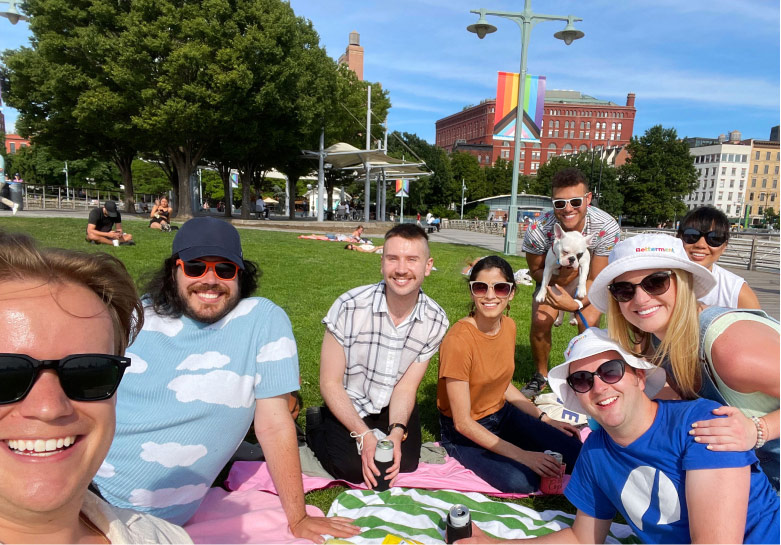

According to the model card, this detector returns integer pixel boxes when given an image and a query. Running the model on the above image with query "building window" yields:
[752,178,757,187]
[555,120,559,128]
[728,192,733,200]
[760,193,766,201]
[750,192,754,201]
[579,144,588,152]
[753,165,758,174]
[718,192,723,200]
[554,130,559,137]
[548,143,557,150]
[766,152,771,160]
[764,165,769,174]
[9,143,15,153]
[618,123,622,130]
[729,180,734,188]
[762,179,767,188]
[585,131,590,139]
[726,204,731,214]
[755,151,760,160]
[579,131,584,139]
[501,150,510,159]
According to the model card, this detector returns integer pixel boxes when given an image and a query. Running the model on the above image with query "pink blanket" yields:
[184,487,324,544]
[226,457,544,499]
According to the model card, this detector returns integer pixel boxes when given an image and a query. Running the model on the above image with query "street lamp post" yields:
[460,178,466,219]
[468,0,583,255]
[0,0,29,24]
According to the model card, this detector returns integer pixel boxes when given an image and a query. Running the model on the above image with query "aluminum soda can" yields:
[373,439,394,492]
[539,450,566,495]
[445,504,472,543]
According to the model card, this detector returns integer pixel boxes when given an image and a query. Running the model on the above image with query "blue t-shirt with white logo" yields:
[565,399,779,544]
[94,298,300,524]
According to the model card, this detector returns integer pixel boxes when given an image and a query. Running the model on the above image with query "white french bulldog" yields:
[534,223,594,326]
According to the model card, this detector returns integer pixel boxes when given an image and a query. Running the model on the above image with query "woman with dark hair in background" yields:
[436,256,582,493]
[676,206,760,309]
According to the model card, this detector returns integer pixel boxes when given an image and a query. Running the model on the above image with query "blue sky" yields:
[2,0,779,144]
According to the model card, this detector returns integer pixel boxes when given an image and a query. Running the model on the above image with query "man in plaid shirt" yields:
[307,224,449,489]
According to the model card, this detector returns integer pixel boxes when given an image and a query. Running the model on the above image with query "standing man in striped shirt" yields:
[307,224,449,489]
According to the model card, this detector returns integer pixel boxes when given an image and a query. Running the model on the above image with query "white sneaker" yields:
[12,203,19,216]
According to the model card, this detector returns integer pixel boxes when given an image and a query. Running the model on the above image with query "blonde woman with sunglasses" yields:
[436,256,582,493]
[590,233,779,492]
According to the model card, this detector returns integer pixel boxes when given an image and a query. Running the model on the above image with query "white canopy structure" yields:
[302,141,428,221]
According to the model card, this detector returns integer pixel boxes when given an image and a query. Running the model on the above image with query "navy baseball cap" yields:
[172,217,245,269]
[104,201,118,217]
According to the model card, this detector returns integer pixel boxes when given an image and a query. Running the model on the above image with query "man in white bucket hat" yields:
[458,328,779,544]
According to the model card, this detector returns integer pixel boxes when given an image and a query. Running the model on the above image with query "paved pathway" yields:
[429,228,780,320]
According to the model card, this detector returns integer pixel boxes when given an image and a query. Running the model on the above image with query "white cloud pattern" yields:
[175,351,230,371]
[129,483,209,508]
[124,352,148,374]
[140,441,208,468]
[142,311,183,337]
[96,461,115,478]
[167,370,255,408]
[204,299,258,330]
[257,337,297,363]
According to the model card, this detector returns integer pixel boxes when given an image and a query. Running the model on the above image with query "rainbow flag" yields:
[493,73,546,143]
[395,179,409,198]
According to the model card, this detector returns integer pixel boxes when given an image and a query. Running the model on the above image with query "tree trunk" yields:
[239,167,253,219]
[168,143,207,221]
[113,151,136,214]
[287,174,300,220]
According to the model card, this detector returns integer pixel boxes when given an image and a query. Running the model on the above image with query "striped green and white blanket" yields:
[326,488,640,544]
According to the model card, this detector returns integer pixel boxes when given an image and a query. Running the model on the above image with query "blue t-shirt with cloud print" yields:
[94,297,300,525]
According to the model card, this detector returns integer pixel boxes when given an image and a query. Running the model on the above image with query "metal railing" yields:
[444,219,531,237]
[16,184,161,213]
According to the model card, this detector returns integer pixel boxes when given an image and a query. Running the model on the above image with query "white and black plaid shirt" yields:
[323,281,449,417]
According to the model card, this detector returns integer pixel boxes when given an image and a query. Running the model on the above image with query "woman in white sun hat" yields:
[590,232,779,492]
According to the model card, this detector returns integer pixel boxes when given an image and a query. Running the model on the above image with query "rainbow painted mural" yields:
[493,72,546,143]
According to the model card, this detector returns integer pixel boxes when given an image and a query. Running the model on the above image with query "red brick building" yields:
[3,134,30,155]
[435,90,636,175]
[338,31,364,81]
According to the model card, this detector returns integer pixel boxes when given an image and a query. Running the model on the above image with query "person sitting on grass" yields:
[345,243,383,254]
[438,256,581,494]
[0,231,190,543]
[459,328,780,544]
[86,200,134,245]
[149,196,174,232]
[676,206,760,309]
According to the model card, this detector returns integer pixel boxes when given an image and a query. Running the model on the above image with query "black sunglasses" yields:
[567,359,626,393]
[469,281,514,298]
[176,259,239,280]
[679,228,727,248]
[0,354,131,405]
[608,271,673,303]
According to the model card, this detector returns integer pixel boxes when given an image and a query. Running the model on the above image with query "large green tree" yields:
[618,125,697,226]
[2,0,142,212]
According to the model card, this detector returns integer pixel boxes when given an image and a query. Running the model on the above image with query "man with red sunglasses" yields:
[459,328,779,544]
[520,167,620,399]
[93,217,359,542]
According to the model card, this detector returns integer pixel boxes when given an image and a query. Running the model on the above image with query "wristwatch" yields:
[387,422,408,441]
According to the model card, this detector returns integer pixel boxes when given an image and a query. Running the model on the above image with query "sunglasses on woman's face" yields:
[567,359,626,393]
[469,281,514,298]
[552,194,589,209]
[0,354,131,404]
[608,271,673,303]
[176,259,239,281]
[679,228,727,248]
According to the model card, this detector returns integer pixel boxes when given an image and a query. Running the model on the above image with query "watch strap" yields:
[388,422,408,441]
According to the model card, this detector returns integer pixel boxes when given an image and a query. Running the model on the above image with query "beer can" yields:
[540,450,566,495]
[375,439,394,463]
[445,504,471,543]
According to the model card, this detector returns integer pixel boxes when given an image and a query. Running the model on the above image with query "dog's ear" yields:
[553,223,565,239]
[583,232,596,246]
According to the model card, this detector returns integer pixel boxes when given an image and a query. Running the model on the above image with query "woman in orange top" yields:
[437,256,581,493]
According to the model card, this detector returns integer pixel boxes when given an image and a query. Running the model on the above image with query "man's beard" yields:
[176,283,241,324]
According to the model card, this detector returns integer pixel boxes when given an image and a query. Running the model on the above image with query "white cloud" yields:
[142,311,183,337]
[167,371,255,408]
[204,298,258,330]
[96,461,115,478]
[175,351,230,371]
[129,483,209,509]
[256,337,297,363]
[140,441,208,468]
[123,352,148,374]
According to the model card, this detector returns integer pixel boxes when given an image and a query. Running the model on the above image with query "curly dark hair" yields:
[551,167,589,192]
[143,255,260,319]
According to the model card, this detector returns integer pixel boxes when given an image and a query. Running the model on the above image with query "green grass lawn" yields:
[1,216,582,514]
